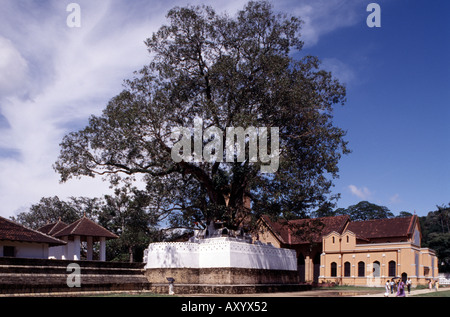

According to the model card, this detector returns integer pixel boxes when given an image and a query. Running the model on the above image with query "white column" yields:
[86,236,93,261]
[62,236,68,260]
[100,237,106,261]
[73,235,81,261]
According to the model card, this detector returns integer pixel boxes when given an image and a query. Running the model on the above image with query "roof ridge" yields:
[51,218,81,237]
[260,215,287,244]
[406,215,416,235]
[70,217,85,235]
[42,220,69,236]
[0,216,66,245]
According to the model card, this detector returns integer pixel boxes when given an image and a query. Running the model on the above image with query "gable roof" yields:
[0,216,66,246]
[38,220,69,236]
[345,216,418,240]
[261,215,350,245]
[52,217,118,240]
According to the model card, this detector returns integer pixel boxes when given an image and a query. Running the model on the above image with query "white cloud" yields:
[321,57,355,85]
[287,0,362,47]
[0,37,29,97]
[0,0,164,218]
[0,0,363,218]
[348,185,372,200]
[389,193,401,204]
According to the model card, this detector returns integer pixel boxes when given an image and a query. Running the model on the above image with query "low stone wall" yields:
[148,283,311,295]
[143,237,303,294]
[145,267,300,285]
[0,257,150,295]
[145,267,304,294]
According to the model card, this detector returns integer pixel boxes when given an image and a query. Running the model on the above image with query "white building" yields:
[38,216,118,261]
[0,216,66,259]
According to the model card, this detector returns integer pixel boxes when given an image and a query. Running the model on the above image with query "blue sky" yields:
[302,0,450,215]
[0,0,448,218]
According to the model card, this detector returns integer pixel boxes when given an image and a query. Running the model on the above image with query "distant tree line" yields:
[419,204,450,273]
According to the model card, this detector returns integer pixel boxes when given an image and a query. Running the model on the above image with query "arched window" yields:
[344,262,351,277]
[388,261,396,277]
[331,262,337,277]
[332,236,335,243]
[358,261,365,277]
[373,261,380,277]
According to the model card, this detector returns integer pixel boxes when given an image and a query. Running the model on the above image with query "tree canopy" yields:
[420,204,450,272]
[54,1,349,231]
[335,200,394,221]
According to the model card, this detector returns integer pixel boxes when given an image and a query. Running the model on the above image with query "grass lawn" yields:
[412,290,450,297]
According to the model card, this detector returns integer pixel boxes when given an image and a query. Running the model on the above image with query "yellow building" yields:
[258,215,439,287]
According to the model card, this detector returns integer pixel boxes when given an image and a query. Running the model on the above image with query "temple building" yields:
[38,216,118,261]
[258,215,439,286]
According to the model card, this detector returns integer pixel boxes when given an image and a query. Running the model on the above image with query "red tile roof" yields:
[262,215,420,246]
[52,217,118,240]
[261,215,350,245]
[0,216,66,246]
[38,220,69,236]
[345,216,417,240]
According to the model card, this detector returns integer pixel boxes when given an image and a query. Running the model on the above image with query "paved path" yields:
[356,287,448,297]
[186,287,449,297]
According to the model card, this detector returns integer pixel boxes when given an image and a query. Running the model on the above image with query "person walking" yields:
[390,279,395,294]
[406,278,412,294]
[396,280,405,297]
[384,280,390,297]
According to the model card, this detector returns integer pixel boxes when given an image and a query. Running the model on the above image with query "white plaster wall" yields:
[48,245,65,259]
[0,241,49,259]
[229,241,297,270]
[146,242,200,268]
[145,237,297,271]
[198,239,231,268]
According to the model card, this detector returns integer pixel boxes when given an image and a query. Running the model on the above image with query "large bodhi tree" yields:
[54,1,349,231]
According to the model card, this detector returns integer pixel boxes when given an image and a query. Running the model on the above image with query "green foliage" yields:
[11,196,101,229]
[53,1,349,230]
[314,200,394,221]
[337,201,394,221]
[420,204,450,272]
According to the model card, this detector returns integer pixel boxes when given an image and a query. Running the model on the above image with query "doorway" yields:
[401,272,407,283]
[313,253,321,283]
[297,253,305,282]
